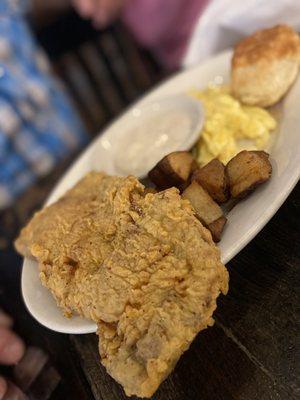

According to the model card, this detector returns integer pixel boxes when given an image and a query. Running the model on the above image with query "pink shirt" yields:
[122,0,209,69]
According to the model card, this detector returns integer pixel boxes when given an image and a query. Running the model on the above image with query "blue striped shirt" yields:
[0,0,88,208]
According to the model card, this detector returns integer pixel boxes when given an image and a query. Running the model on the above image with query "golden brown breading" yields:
[15,172,228,398]
[231,24,300,106]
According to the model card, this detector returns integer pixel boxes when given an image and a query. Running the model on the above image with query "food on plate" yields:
[207,216,227,243]
[192,158,229,203]
[15,172,228,398]
[192,86,276,165]
[226,150,272,199]
[182,180,226,229]
[231,24,300,107]
[114,108,194,178]
[148,151,197,190]
[150,149,272,242]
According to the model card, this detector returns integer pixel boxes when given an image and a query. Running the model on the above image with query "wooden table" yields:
[0,163,299,399]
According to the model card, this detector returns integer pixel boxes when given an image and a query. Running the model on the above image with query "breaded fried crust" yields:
[15,173,228,397]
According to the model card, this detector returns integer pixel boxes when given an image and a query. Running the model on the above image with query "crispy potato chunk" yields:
[226,150,272,199]
[148,151,197,190]
[207,216,227,243]
[182,181,224,228]
[192,159,229,203]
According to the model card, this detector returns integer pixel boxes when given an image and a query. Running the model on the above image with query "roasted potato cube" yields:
[207,216,227,243]
[182,181,224,226]
[192,159,229,203]
[226,150,272,199]
[148,151,197,190]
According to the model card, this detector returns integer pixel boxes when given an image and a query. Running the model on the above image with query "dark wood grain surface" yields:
[1,176,299,400]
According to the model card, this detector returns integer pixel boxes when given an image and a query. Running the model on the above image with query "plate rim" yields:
[21,48,300,334]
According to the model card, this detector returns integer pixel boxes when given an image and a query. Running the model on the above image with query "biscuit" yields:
[231,25,300,107]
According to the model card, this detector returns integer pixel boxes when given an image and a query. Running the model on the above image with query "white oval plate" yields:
[21,50,300,334]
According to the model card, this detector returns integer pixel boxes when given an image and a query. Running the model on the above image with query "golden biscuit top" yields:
[232,24,300,68]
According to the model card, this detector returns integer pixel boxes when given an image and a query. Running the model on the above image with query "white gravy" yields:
[114,111,192,177]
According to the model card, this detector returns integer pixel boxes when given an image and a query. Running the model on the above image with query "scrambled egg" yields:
[192,86,277,165]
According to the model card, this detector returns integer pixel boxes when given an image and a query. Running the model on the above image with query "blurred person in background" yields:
[73,0,210,69]
[2,1,299,221]
[72,0,300,68]
[5,0,297,216]
[0,0,88,212]
[0,1,87,396]
[0,311,25,399]
[1,0,206,212]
